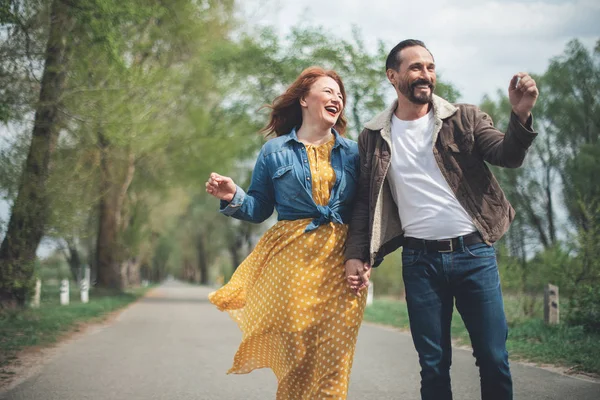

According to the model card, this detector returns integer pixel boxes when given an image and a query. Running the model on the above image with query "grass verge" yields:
[364,297,600,376]
[0,283,151,383]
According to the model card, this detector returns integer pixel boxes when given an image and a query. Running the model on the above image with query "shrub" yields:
[567,284,600,333]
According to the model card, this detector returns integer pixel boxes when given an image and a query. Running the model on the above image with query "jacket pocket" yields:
[272,164,302,202]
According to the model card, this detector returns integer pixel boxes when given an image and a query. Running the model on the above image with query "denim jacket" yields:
[220,128,359,232]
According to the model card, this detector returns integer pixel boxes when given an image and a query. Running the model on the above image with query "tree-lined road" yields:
[1,281,598,400]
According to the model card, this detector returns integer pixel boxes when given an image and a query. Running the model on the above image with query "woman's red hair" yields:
[261,66,348,137]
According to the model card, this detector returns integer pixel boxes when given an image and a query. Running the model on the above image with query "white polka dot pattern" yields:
[209,138,366,399]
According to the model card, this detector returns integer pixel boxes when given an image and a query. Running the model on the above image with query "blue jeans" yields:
[402,239,512,400]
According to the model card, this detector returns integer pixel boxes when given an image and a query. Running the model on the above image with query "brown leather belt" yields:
[403,232,484,253]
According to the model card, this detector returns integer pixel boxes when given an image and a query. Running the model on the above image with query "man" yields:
[344,39,538,400]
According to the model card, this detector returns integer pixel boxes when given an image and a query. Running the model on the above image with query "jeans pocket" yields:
[465,242,496,258]
[402,248,423,268]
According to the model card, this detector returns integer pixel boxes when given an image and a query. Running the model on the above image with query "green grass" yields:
[364,297,600,375]
[0,283,150,381]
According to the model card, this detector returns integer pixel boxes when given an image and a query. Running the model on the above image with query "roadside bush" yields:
[371,250,404,298]
[567,284,600,333]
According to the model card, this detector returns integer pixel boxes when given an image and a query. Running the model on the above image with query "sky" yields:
[243,0,599,104]
[2,0,599,257]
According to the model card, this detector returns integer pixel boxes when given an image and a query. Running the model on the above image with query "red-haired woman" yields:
[206,66,367,399]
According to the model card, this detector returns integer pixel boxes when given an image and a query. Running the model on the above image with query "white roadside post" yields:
[367,282,374,306]
[60,279,69,305]
[80,267,90,304]
[31,279,42,308]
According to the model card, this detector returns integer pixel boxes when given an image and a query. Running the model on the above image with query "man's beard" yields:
[398,78,435,105]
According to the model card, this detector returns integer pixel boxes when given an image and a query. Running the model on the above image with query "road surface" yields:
[1,280,598,399]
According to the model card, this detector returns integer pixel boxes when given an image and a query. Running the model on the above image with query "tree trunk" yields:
[95,132,121,289]
[128,258,141,286]
[0,0,74,308]
[197,234,209,285]
[228,230,245,272]
[120,258,141,287]
[228,242,241,272]
[65,238,82,282]
[544,138,557,245]
[95,142,136,290]
[87,239,97,287]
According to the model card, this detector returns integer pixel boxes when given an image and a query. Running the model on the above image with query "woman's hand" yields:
[345,259,371,297]
[205,172,237,202]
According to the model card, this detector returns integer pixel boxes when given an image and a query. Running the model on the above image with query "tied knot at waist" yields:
[304,205,343,232]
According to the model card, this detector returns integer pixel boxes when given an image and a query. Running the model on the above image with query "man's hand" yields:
[345,259,371,297]
[205,172,236,202]
[508,72,539,124]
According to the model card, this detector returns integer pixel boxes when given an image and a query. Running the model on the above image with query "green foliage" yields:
[507,319,600,374]
[32,0,240,285]
[370,251,404,298]
[212,24,391,137]
[561,223,600,332]
[567,285,600,333]
[365,297,600,374]
[481,40,600,334]
[364,298,410,327]
[543,39,600,232]
[480,89,512,131]
[0,131,30,202]
[519,245,572,293]
[435,79,461,103]
[564,145,600,230]
[36,254,71,281]
[0,0,464,291]
[152,234,175,277]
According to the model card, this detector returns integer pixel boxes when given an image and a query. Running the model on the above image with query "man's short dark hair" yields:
[385,39,433,71]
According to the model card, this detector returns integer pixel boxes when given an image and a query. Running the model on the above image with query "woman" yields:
[206,66,366,399]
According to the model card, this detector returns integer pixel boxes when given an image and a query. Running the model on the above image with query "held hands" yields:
[205,172,236,202]
[508,72,539,124]
[345,259,371,297]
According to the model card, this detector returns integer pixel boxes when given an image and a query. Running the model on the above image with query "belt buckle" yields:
[437,239,453,253]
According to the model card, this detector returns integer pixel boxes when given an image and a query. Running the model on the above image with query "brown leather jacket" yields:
[344,95,537,267]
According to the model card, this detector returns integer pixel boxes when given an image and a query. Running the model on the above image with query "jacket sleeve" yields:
[219,146,275,223]
[472,108,538,168]
[344,129,371,263]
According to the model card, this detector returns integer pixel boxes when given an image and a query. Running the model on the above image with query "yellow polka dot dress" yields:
[209,138,366,399]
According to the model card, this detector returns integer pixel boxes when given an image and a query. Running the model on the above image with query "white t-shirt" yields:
[388,111,477,239]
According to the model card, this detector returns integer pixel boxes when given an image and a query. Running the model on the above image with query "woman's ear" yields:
[299,96,307,108]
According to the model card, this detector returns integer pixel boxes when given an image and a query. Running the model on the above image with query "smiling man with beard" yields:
[344,39,539,400]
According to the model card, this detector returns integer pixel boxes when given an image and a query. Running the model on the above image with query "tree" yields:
[480,39,600,303]
[49,0,237,290]
[544,39,600,232]
[0,0,75,308]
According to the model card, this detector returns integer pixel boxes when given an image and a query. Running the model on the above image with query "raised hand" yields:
[508,72,539,124]
[205,172,237,202]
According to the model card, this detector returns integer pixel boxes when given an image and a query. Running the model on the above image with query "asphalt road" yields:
[1,280,598,399]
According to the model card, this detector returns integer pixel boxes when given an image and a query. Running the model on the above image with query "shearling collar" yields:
[364,94,458,132]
